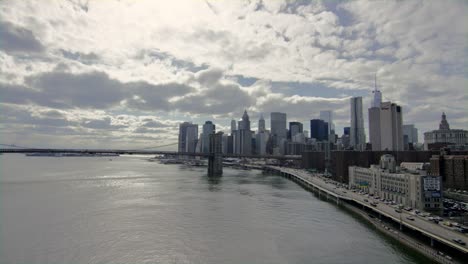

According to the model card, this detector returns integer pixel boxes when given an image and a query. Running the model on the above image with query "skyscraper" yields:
[320,110,334,133]
[271,112,287,148]
[289,122,303,138]
[178,122,196,152]
[231,119,237,134]
[372,73,382,108]
[185,124,198,153]
[201,121,215,153]
[350,97,366,150]
[369,106,381,150]
[380,102,403,151]
[370,101,404,151]
[403,124,418,144]
[234,110,252,155]
[258,114,266,132]
[310,119,328,142]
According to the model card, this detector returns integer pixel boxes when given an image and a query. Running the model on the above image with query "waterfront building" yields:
[310,119,328,142]
[178,122,198,153]
[185,124,198,153]
[201,121,215,153]
[349,155,442,212]
[424,113,468,150]
[350,97,366,150]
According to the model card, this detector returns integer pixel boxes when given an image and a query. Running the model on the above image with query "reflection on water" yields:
[0,154,426,264]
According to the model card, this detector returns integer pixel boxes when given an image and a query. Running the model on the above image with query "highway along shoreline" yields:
[263,166,464,264]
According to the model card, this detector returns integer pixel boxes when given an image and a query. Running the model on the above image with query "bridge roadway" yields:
[268,166,468,255]
[0,148,301,160]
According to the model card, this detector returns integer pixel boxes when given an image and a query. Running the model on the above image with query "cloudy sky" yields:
[1,0,467,150]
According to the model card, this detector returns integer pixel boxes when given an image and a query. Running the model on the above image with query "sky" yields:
[1,0,467,150]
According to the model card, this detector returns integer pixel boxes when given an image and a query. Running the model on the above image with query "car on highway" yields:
[395,209,402,213]
[406,216,415,221]
[452,238,466,245]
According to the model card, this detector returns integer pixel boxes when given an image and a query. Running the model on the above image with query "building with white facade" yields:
[349,155,442,212]
[424,113,468,150]
[369,101,403,151]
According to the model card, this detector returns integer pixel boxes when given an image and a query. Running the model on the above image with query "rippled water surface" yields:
[0,154,427,264]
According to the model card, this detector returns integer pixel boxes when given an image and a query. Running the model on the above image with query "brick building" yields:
[430,154,468,190]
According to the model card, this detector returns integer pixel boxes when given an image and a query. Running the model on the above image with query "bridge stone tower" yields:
[208,132,223,176]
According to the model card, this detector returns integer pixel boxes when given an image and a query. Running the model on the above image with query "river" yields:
[0,154,428,263]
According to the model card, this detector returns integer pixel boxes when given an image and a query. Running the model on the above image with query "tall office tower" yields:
[403,124,418,144]
[271,112,287,147]
[185,124,198,153]
[178,122,195,152]
[256,131,269,155]
[320,110,334,134]
[231,119,237,134]
[289,122,303,138]
[310,119,329,141]
[369,106,381,150]
[201,121,215,153]
[380,102,403,151]
[372,74,382,108]
[350,97,366,150]
[343,127,350,136]
[258,114,266,132]
[234,110,252,155]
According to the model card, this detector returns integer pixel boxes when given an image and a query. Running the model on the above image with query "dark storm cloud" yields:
[0,21,45,53]
[25,71,126,109]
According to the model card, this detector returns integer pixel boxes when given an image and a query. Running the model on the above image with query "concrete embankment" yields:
[267,167,459,264]
[340,202,456,264]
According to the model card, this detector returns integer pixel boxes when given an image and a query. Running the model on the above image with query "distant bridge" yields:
[0,148,301,160]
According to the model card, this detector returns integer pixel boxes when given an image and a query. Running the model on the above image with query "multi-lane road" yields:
[275,167,468,254]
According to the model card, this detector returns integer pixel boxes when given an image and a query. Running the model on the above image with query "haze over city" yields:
[0,0,467,150]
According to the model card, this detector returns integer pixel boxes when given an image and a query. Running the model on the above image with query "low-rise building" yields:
[349,155,442,212]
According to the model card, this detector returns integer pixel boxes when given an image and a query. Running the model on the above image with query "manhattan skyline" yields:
[0,0,467,149]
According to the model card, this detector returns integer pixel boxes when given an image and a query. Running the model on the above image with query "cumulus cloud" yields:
[0,21,45,53]
[0,0,466,148]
